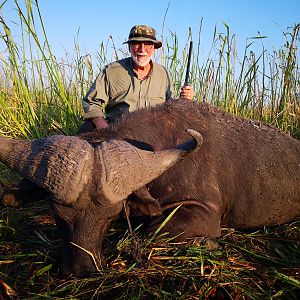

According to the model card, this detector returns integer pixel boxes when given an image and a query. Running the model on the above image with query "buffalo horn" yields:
[0,135,94,204]
[96,129,203,206]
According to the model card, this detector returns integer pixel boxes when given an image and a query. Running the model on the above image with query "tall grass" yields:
[163,20,300,138]
[0,1,299,299]
[0,0,299,139]
[0,0,89,138]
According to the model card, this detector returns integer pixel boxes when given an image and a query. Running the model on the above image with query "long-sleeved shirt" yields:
[82,57,175,122]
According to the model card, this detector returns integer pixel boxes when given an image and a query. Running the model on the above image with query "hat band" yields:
[129,33,157,41]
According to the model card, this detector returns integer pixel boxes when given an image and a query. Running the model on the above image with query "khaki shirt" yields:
[82,57,175,122]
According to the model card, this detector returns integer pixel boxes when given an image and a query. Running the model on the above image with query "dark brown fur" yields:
[83,99,300,238]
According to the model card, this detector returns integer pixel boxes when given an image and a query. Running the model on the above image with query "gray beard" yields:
[131,55,151,67]
[129,47,152,67]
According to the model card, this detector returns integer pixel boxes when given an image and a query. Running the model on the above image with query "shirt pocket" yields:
[107,68,131,100]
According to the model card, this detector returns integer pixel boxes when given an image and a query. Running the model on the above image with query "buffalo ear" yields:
[128,186,162,217]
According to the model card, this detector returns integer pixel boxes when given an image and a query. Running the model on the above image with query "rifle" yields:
[184,40,193,86]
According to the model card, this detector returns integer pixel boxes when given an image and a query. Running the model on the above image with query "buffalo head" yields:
[0,129,202,276]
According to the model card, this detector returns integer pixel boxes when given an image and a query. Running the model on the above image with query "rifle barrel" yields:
[184,41,193,86]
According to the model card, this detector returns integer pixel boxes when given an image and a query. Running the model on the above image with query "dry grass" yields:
[0,200,299,299]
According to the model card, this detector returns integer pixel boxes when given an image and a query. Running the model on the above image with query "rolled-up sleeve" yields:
[82,69,110,120]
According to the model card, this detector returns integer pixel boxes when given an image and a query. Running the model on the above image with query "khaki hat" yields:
[123,25,162,49]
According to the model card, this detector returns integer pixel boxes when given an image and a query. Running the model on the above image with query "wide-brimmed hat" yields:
[123,25,162,49]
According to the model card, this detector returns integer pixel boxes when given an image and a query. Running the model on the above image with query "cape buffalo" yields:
[1,99,299,277]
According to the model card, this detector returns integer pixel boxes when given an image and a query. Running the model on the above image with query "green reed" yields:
[0,0,86,138]
[163,21,300,138]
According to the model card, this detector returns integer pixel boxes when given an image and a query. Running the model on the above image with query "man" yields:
[80,24,195,132]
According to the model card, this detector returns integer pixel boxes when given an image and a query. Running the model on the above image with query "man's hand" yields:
[92,116,109,130]
[180,85,195,101]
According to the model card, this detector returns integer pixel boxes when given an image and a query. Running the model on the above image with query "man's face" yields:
[129,42,155,67]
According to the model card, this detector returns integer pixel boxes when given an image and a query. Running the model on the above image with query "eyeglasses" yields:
[131,42,154,50]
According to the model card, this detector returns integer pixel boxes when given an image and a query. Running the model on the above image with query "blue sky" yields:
[0,0,299,63]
